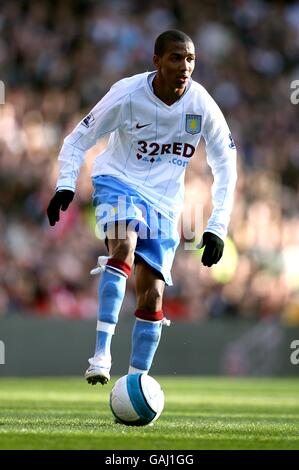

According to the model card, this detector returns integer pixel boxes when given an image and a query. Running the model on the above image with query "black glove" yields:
[200,232,224,267]
[47,190,74,226]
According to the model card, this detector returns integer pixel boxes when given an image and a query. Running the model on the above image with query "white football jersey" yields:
[56,71,237,239]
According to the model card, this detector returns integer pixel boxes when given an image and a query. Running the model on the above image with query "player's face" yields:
[154,41,195,90]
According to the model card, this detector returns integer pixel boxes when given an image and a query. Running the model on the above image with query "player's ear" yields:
[153,54,161,69]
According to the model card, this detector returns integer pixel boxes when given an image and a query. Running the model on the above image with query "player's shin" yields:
[90,258,131,368]
[86,258,131,384]
[128,309,170,374]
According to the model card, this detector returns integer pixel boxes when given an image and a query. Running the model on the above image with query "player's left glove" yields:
[197,232,224,267]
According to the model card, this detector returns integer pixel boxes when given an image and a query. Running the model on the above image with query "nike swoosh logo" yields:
[136,122,151,129]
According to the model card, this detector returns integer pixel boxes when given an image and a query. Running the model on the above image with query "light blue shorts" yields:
[92,175,180,286]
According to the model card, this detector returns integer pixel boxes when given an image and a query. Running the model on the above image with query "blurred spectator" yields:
[0,0,299,323]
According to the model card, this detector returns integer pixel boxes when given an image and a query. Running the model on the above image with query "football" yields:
[110,373,165,426]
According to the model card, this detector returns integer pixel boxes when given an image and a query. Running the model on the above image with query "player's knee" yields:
[138,285,164,312]
[111,240,135,265]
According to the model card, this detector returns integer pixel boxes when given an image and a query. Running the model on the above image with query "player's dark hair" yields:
[154,30,193,56]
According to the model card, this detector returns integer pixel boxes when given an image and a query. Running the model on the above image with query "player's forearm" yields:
[55,140,85,192]
[205,153,237,240]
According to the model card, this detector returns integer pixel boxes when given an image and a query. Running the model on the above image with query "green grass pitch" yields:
[0,376,298,450]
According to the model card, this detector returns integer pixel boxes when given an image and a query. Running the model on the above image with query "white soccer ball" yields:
[110,373,165,426]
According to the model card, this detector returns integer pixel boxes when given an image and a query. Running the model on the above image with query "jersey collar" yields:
[144,71,192,110]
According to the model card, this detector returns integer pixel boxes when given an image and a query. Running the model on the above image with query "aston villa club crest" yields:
[185,114,202,134]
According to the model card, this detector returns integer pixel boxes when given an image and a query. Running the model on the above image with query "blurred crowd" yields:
[1,0,299,323]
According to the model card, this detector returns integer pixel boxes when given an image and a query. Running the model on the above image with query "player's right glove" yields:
[47,190,74,226]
